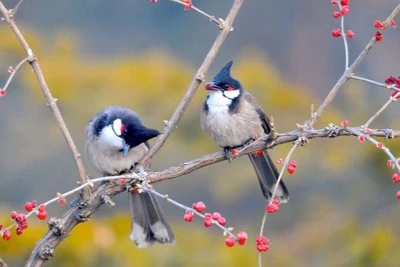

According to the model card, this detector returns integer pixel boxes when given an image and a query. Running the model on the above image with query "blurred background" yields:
[1,0,400,266]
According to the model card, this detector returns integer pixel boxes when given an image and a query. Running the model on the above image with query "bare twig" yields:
[0,258,8,267]
[364,92,400,128]
[308,4,400,127]
[0,1,91,200]
[169,0,227,29]
[258,140,300,267]
[350,75,400,93]
[139,0,244,167]
[1,57,30,93]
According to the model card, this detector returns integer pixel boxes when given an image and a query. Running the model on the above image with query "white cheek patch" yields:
[223,89,240,99]
[112,119,123,136]
[99,125,124,149]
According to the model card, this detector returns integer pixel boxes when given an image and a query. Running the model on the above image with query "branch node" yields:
[196,74,205,82]
[38,244,55,260]
[48,218,65,237]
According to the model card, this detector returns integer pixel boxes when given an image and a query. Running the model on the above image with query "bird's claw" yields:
[297,136,309,146]
[223,147,239,163]
[384,128,394,139]
[326,123,340,138]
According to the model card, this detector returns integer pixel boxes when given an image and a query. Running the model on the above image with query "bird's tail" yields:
[129,190,175,248]
[248,151,290,203]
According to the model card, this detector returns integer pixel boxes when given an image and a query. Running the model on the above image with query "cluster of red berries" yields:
[266,200,281,213]
[184,201,248,247]
[256,235,270,252]
[388,163,400,200]
[384,76,400,98]
[0,88,6,97]
[357,128,371,143]
[373,20,397,42]
[331,0,354,39]
[276,159,298,174]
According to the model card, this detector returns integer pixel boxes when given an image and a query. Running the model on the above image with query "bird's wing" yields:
[242,91,272,134]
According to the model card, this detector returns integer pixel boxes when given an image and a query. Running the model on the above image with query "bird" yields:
[200,61,289,203]
[86,106,175,248]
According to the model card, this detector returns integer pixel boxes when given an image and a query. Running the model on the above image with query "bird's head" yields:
[94,107,160,157]
[205,61,242,100]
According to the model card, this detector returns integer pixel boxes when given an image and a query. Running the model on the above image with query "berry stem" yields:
[337,1,349,69]
[1,57,30,95]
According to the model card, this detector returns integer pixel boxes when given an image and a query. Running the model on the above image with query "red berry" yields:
[340,0,349,5]
[256,235,270,252]
[254,150,263,157]
[341,120,350,127]
[7,66,14,73]
[358,135,365,143]
[192,201,206,212]
[332,28,342,37]
[24,202,33,212]
[150,0,157,2]
[212,212,222,220]
[0,89,6,97]
[331,0,337,5]
[392,173,400,183]
[376,142,384,149]
[217,216,226,226]
[15,214,26,224]
[289,160,297,168]
[59,198,66,205]
[2,230,11,241]
[340,6,349,15]
[203,219,212,227]
[119,179,126,184]
[391,21,397,28]
[230,149,239,157]
[204,213,212,220]
[37,211,47,220]
[38,204,46,212]
[333,11,341,18]
[10,211,18,220]
[266,203,279,213]
[397,191,400,200]
[287,165,296,174]
[375,32,383,42]
[346,30,355,39]
[225,236,235,247]
[183,210,194,222]
[16,227,23,235]
[374,20,384,29]
[19,221,28,229]
[365,128,372,135]
[387,160,393,168]
[237,231,248,245]
[272,199,281,207]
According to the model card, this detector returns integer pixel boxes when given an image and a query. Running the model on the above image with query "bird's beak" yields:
[205,82,220,91]
[122,139,130,157]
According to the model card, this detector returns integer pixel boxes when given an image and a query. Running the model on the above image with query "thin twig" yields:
[348,128,400,172]
[257,140,300,267]
[364,92,400,128]
[337,1,349,69]
[1,57,30,92]
[169,0,226,29]
[0,1,91,200]
[139,0,245,167]
[308,5,400,127]
[350,75,400,93]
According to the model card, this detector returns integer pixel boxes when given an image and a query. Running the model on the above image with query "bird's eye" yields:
[224,84,235,91]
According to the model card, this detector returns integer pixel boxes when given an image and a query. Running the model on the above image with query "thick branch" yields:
[0,2,91,200]
[139,0,244,167]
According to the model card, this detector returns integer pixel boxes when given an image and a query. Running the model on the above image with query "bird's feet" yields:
[223,147,239,163]
[326,123,341,138]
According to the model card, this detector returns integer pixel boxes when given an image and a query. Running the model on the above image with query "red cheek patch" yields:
[226,86,235,91]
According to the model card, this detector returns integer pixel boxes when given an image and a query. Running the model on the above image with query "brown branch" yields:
[308,4,400,127]
[0,1,91,200]
[139,0,245,167]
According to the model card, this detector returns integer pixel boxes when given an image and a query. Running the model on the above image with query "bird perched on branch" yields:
[200,61,290,203]
[86,106,174,248]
